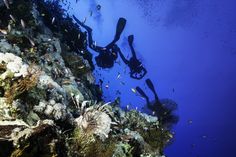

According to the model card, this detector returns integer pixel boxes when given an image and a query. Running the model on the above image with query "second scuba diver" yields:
[115,35,147,80]
[73,15,126,69]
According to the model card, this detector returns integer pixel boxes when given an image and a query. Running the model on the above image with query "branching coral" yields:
[0,53,40,104]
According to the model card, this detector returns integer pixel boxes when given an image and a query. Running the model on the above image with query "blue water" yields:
[62,0,236,156]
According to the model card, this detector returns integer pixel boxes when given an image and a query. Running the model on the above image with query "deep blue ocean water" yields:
[61,0,236,156]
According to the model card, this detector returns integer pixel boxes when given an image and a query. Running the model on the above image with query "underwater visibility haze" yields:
[0,0,236,157]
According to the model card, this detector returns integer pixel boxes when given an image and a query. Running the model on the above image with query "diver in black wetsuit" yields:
[73,15,126,69]
[116,35,147,80]
[136,79,179,128]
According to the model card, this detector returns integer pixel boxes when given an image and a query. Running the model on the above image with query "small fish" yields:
[0,29,7,35]
[51,17,56,24]
[126,104,129,110]
[131,88,136,93]
[76,0,79,3]
[9,14,16,22]
[83,17,87,23]
[140,97,146,101]
[135,106,138,110]
[202,135,207,139]
[41,13,45,17]
[120,81,125,85]
[90,11,93,16]
[27,36,35,47]
[78,33,80,39]
[117,73,121,79]
[152,111,155,116]
[20,19,26,28]
[78,65,85,69]
[172,88,175,92]
[105,84,109,89]
[188,119,193,124]
[3,0,10,9]
[7,24,11,32]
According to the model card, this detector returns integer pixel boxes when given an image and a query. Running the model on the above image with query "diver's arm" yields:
[73,15,104,53]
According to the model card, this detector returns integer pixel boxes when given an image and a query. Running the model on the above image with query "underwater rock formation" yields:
[0,0,174,157]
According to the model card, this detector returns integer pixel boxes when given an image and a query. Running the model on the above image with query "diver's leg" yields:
[136,86,150,105]
[128,35,137,59]
[116,46,129,64]
[73,15,104,52]
[146,79,159,101]
[106,17,127,48]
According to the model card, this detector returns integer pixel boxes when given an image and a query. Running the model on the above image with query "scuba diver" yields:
[116,35,147,80]
[136,78,179,128]
[73,15,126,69]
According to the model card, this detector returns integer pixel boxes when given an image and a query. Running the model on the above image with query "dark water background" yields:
[61,0,236,156]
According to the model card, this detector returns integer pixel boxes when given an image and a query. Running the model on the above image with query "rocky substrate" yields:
[0,0,173,156]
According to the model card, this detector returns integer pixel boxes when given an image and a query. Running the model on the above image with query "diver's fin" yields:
[146,79,159,101]
[128,35,134,45]
[136,86,150,105]
[115,17,127,40]
[73,15,92,32]
[106,17,126,48]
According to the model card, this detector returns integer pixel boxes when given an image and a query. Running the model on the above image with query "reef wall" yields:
[0,0,173,156]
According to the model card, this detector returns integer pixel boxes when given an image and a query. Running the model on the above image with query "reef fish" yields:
[0,29,7,35]
[105,84,109,89]
[20,19,26,28]
[131,88,136,93]
[117,73,121,79]
[9,14,16,22]
[3,0,10,9]
[51,17,56,24]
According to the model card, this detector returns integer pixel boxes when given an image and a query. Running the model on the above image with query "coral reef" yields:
[0,0,175,157]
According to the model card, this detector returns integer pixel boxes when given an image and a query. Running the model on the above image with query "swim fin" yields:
[128,35,134,45]
[136,86,150,105]
[146,79,159,101]
[106,17,126,48]
[115,17,127,41]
